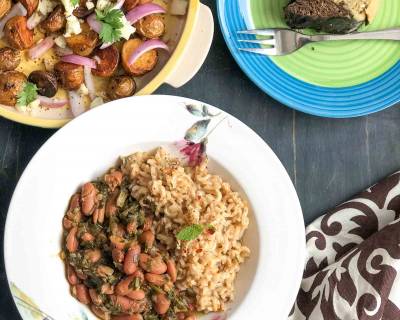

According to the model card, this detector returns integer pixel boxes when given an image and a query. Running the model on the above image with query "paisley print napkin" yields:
[289,171,400,320]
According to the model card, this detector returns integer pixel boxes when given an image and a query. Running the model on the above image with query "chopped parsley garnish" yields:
[95,5,124,44]
[17,82,38,107]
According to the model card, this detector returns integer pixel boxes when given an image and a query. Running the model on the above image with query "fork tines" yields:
[237,29,277,55]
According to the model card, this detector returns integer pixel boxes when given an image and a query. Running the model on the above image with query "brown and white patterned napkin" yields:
[289,171,400,320]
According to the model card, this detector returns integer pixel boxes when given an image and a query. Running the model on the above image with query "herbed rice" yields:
[121,148,250,312]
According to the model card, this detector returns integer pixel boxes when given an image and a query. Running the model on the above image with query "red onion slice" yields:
[0,3,27,37]
[68,91,86,117]
[28,37,54,60]
[61,55,97,69]
[113,0,126,10]
[128,39,169,65]
[38,96,68,108]
[84,66,96,100]
[54,45,73,57]
[126,3,166,24]
[27,13,42,30]
[100,42,112,49]
[86,14,101,33]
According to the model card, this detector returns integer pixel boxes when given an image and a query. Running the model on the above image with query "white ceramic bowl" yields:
[4,95,305,320]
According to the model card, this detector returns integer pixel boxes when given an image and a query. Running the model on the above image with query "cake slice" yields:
[284,0,380,34]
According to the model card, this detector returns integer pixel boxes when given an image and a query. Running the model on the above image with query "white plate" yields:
[4,95,305,320]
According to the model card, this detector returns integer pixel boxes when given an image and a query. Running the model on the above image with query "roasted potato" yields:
[28,71,58,97]
[0,71,27,106]
[54,62,84,90]
[0,47,21,72]
[20,0,39,17]
[135,14,165,39]
[65,30,98,57]
[40,5,66,33]
[73,0,95,18]
[107,76,136,100]
[4,16,34,50]
[92,45,119,78]
[0,0,11,20]
[121,38,158,76]
[123,0,139,12]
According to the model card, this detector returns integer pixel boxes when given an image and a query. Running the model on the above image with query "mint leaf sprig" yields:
[95,5,124,44]
[176,224,215,241]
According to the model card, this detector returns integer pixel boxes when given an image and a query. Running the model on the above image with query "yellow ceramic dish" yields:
[0,0,214,128]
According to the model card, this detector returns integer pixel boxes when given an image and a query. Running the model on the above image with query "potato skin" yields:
[54,62,84,90]
[121,38,158,76]
[0,0,11,20]
[0,71,27,106]
[65,30,98,57]
[123,0,139,12]
[73,0,95,18]
[20,0,39,17]
[4,16,34,50]
[135,15,165,39]
[40,5,66,33]
[92,45,120,78]
[0,47,21,72]
[108,76,136,100]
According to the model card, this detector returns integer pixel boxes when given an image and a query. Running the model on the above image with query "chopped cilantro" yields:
[17,82,38,107]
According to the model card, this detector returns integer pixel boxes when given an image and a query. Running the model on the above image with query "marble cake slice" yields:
[284,0,379,34]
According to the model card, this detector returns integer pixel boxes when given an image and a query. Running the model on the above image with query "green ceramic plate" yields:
[250,0,400,88]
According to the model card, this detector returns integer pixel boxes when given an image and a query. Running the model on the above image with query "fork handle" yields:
[309,28,400,42]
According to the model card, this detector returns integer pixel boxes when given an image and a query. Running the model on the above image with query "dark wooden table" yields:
[1,1,400,318]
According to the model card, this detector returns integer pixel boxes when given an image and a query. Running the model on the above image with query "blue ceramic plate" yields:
[217,0,400,118]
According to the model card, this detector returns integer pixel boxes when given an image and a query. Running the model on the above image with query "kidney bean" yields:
[69,193,80,210]
[133,269,144,282]
[166,259,177,282]
[144,273,166,286]
[66,227,78,252]
[67,208,82,224]
[139,254,167,274]
[73,284,91,304]
[84,249,102,263]
[112,248,125,263]
[91,305,110,320]
[124,245,141,275]
[126,220,137,234]
[112,314,143,320]
[93,206,105,225]
[63,217,73,230]
[89,288,103,305]
[125,289,145,300]
[106,189,119,217]
[97,265,114,277]
[111,295,133,312]
[66,264,79,285]
[81,232,95,242]
[101,283,114,294]
[143,217,153,231]
[76,269,88,280]
[81,182,97,215]
[115,275,135,295]
[104,170,123,191]
[139,230,155,248]
[152,293,170,315]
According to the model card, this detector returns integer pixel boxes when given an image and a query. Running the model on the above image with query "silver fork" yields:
[237,28,400,56]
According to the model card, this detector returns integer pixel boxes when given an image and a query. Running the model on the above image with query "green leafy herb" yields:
[95,5,124,44]
[70,0,79,6]
[176,224,214,241]
[17,82,38,107]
